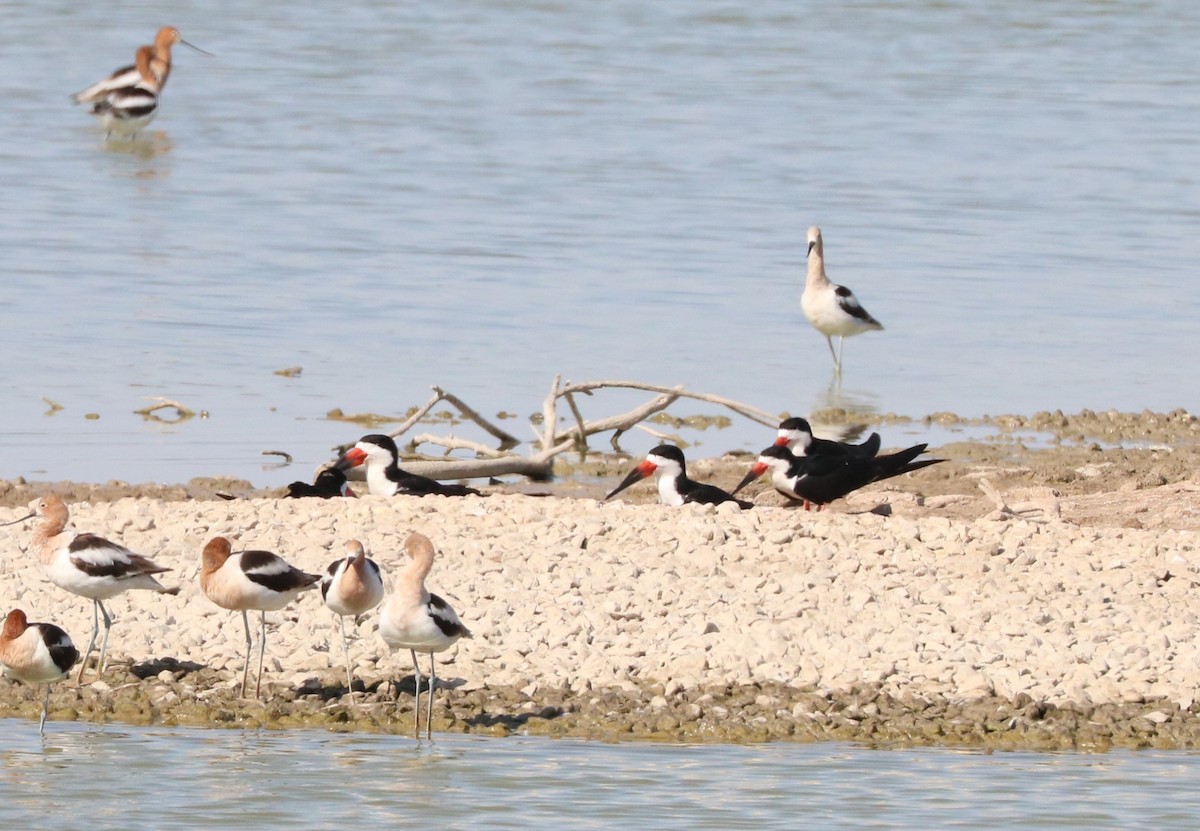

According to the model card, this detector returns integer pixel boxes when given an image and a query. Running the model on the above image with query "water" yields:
[2,720,1199,829]
[2,1,1198,487]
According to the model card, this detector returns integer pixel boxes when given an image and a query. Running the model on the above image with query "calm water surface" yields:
[1,1,1198,486]
[3,720,1200,829]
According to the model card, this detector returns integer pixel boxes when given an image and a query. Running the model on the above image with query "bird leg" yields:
[76,599,101,683]
[338,615,355,699]
[426,653,438,740]
[824,335,841,373]
[255,611,267,699]
[410,648,422,740]
[239,609,252,698]
[95,600,113,675]
[38,684,50,736]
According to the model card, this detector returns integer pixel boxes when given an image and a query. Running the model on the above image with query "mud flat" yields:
[2,409,1200,748]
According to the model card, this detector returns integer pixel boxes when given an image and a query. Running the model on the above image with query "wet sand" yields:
[2,408,1200,748]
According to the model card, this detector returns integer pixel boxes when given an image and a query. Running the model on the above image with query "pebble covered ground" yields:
[2,413,1200,749]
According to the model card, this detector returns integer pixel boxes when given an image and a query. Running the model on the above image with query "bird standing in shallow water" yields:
[0,609,79,736]
[800,226,883,374]
[378,532,472,739]
[321,540,384,696]
[72,26,210,138]
[4,494,178,682]
[199,537,321,698]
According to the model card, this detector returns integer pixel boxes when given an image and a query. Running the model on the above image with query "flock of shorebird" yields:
[20,27,904,738]
[71,26,210,139]
[1,420,937,737]
[0,437,473,738]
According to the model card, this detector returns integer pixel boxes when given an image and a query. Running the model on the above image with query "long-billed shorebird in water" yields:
[321,540,385,695]
[0,609,80,736]
[800,226,883,374]
[72,26,210,138]
[378,532,472,739]
[3,495,179,682]
[199,537,321,699]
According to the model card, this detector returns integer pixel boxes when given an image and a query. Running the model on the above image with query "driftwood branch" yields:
[563,391,589,453]
[328,377,778,484]
[554,380,778,426]
[401,456,554,481]
[134,398,196,423]
[389,386,519,451]
[410,434,510,460]
[541,375,561,453]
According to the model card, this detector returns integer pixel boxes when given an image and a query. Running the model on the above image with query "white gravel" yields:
[2,492,1198,706]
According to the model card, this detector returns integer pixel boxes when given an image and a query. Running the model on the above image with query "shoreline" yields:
[3,410,1200,748]
[6,670,1200,750]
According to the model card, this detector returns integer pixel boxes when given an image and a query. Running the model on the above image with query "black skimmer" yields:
[199,537,322,698]
[321,540,385,695]
[734,443,942,509]
[379,532,472,739]
[606,444,753,509]
[0,609,80,735]
[285,467,355,499]
[4,495,179,682]
[774,416,881,458]
[334,434,481,497]
[800,226,883,373]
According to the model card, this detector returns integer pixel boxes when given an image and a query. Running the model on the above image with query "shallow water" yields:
[2,1,1198,486]
[4,720,1200,829]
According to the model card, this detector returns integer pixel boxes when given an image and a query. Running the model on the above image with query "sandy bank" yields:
[2,455,1200,747]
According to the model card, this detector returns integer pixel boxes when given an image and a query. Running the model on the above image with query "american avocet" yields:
[3,494,178,682]
[733,443,942,509]
[774,416,881,458]
[800,226,883,374]
[0,609,80,736]
[199,537,321,699]
[84,46,160,140]
[605,444,752,509]
[379,532,472,739]
[71,26,209,104]
[321,540,384,694]
[285,466,356,499]
[335,434,481,497]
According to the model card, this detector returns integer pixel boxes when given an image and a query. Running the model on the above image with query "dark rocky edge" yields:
[3,665,1197,750]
